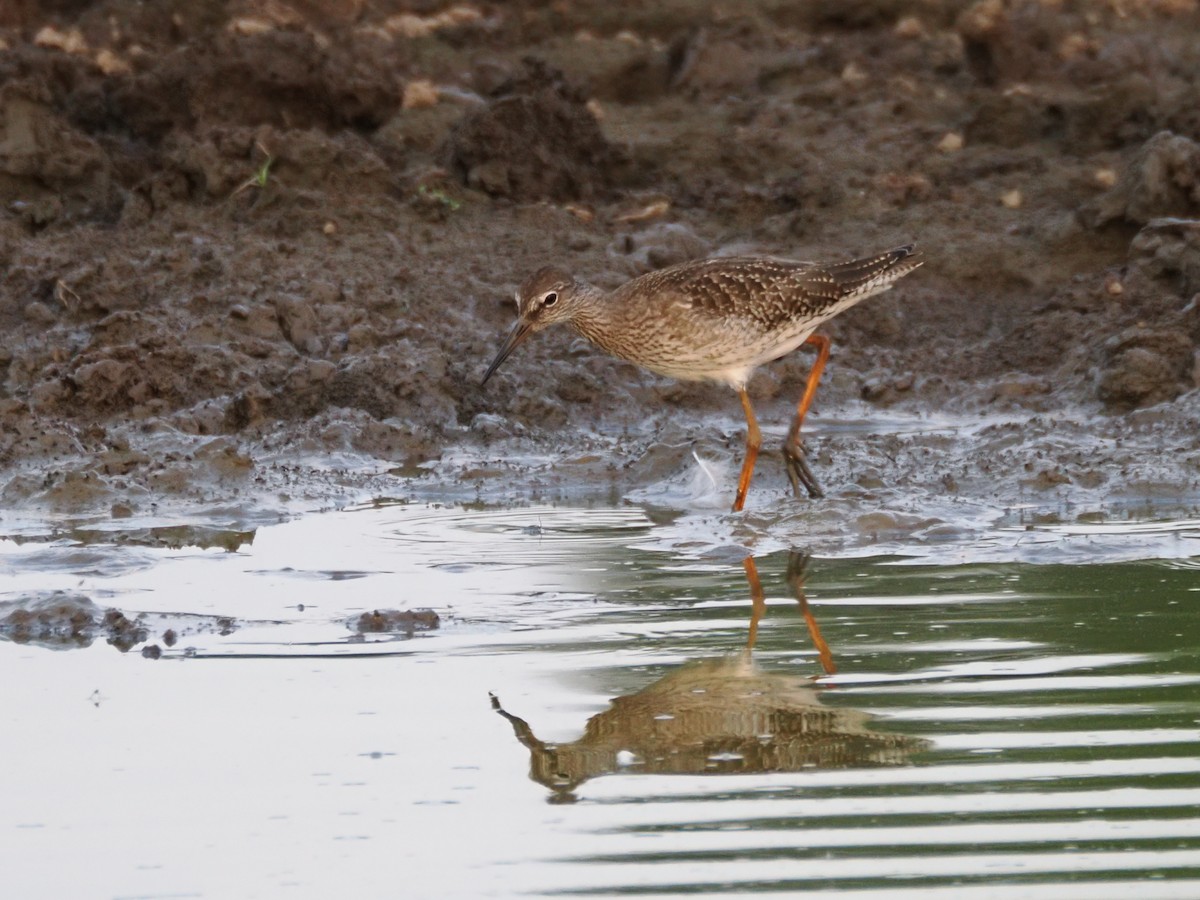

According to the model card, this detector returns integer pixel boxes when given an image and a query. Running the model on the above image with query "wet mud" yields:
[351,606,439,634]
[1,591,165,652]
[2,1,1200,526]
[0,591,438,654]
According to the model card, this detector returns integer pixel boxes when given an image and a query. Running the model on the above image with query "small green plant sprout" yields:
[417,184,462,211]
[233,141,275,197]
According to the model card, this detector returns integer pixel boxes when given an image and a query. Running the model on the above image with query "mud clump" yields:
[444,60,618,201]
[0,593,147,651]
[101,608,149,651]
[1098,328,1195,412]
[1130,217,1200,299]
[0,593,97,647]
[0,79,120,226]
[352,609,440,636]
[1078,131,1200,411]
[1082,132,1200,229]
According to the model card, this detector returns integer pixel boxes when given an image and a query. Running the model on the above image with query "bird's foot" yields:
[783,439,825,500]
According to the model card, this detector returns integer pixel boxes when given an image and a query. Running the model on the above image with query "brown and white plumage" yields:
[482,245,924,510]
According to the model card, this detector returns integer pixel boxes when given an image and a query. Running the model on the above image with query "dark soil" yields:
[2,0,1199,519]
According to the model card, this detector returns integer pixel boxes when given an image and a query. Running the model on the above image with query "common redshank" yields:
[482,246,923,511]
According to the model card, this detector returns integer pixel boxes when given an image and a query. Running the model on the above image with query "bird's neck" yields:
[567,283,629,359]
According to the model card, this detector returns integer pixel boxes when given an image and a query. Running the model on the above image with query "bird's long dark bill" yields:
[481,319,534,385]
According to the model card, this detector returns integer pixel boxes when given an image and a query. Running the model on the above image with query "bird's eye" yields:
[543,291,558,306]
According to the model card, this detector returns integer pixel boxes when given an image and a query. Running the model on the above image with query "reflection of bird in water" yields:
[491,553,929,802]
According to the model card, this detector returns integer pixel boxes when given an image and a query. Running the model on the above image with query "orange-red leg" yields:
[742,557,766,651]
[786,551,837,676]
[732,386,761,512]
[784,334,831,499]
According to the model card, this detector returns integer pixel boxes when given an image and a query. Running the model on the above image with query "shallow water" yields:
[2,502,1199,898]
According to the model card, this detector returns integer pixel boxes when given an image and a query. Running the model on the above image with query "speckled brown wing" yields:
[639,258,830,332]
[627,246,919,333]
[573,246,921,383]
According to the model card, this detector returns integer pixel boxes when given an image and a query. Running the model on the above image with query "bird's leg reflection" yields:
[742,554,767,651]
[787,552,837,676]
[744,552,836,675]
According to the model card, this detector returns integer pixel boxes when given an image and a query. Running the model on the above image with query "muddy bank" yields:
[1,1,1199,525]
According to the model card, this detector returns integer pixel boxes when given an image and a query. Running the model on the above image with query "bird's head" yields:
[482,266,581,384]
